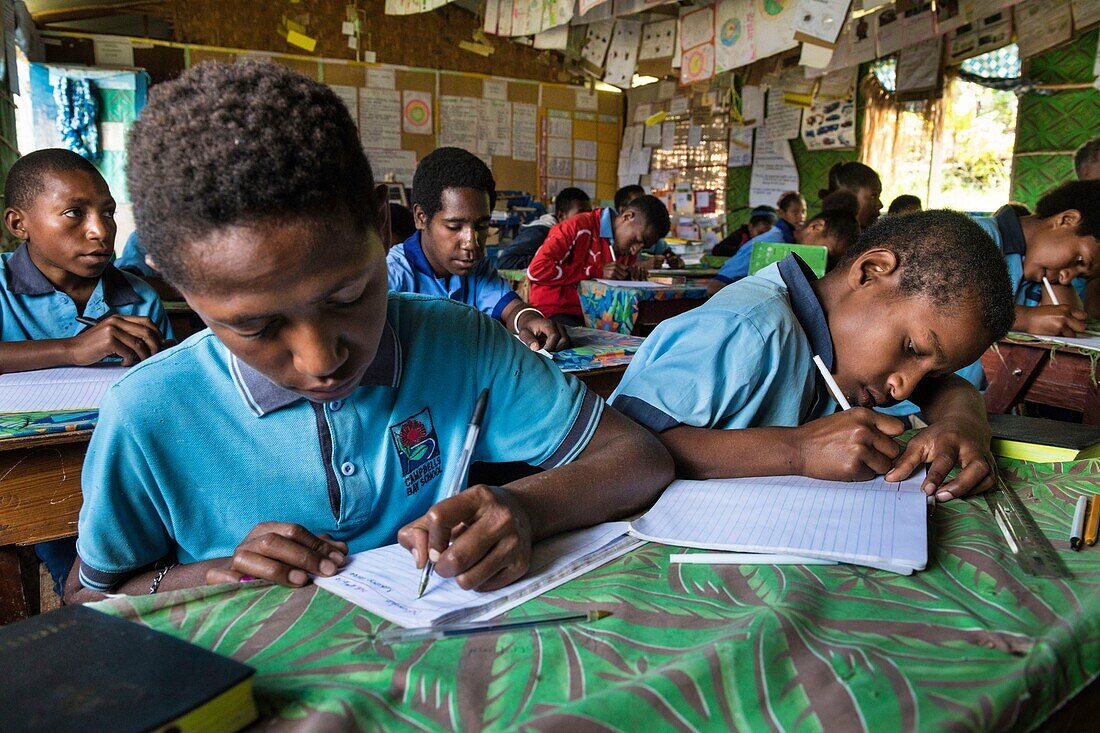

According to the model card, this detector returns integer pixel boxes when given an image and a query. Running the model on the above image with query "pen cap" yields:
[471,388,489,426]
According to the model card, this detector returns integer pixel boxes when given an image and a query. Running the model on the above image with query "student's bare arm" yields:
[655,409,903,482]
[891,374,995,500]
[0,316,165,373]
[1013,303,1087,336]
[398,407,674,592]
[500,298,571,351]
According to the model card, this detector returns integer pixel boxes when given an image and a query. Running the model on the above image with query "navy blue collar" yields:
[992,205,1026,257]
[230,318,403,417]
[777,253,835,369]
[403,231,444,280]
[6,242,140,306]
[775,218,796,242]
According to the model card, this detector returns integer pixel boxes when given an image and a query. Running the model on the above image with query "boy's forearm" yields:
[1012,304,1030,331]
[502,408,674,541]
[63,557,228,605]
[910,375,990,437]
[0,339,75,373]
[656,424,800,480]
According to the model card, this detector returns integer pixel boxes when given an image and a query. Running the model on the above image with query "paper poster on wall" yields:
[93,37,134,67]
[402,90,433,135]
[547,111,573,138]
[662,120,676,149]
[678,5,716,86]
[849,14,877,64]
[668,96,689,116]
[512,102,537,161]
[480,98,512,158]
[330,85,358,120]
[542,0,575,31]
[366,67,396,90]
[899,2,935,46]
[578,0,610,14]
[740,84,764,126]
[573,159,598,181]
[576,89,599,110]
[715,0,756,74]
[359,89,402,150]
[749,137,799,206]
[604,20,643,88]
[643,123,662,146]
[574,180,597,199]
[1015,0,1072,58]
[763,92,802,141]
[801,96,855,150]
[639,18,678,60]
[534,23,571,50]
[687,125,703,147]
[793,0,849,48]
[574,139,598,160]
[582,19,615,69]
[548,157,573,178]
[874,7,903,57]
[895,36,942,100]
[753,0,799,59]
[367,149,418,185]
[548,136,573,158]
[439,95,480,152]
[629,146,653,176]
[547,178,572,197]
[727,126,753,166]
[483,78,508,101]
[947,9,1011,64]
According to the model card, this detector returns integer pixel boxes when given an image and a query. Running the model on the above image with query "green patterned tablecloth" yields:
[92,459,1100,731]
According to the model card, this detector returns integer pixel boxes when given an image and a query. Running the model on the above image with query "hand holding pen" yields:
[71,313,166,366]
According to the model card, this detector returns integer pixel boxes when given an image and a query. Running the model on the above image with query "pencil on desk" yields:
[371,609,612,644]
[1070,496,1088,551]
[1042,277,1060,306]
[416,388,489,598]
[812,354,851,411]
[1084,494,1099,547]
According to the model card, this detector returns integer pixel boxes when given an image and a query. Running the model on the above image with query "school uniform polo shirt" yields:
[611,254,837,432]
[114,231,157,278]
[0,242,173,342]
[386,231,518,321]
[974,206,1087,306]
[76,293,603,591]
[712,221,793,285]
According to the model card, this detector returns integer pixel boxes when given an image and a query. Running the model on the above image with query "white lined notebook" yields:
[629,472,929,574]
[314,522,641,627]
[0,366,129,411]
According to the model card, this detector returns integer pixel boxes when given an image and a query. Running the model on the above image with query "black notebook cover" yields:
[0,605,255,732]
[988,413,1100,450]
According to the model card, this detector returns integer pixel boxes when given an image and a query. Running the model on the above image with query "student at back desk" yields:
[0,148,173,593]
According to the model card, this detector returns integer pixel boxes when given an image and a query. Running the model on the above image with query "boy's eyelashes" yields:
[232,293,366,339]
[61,207,116,220]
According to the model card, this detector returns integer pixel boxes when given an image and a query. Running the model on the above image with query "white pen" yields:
[1070,495,1088,551]
[812,354,851,410]
[1042,276,1060,306]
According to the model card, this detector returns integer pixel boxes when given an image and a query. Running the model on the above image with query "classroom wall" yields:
[1011,27,1099,208]
[167,0,569,84]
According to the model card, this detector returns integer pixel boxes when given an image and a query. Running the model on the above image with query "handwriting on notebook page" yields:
[0,366,129,411]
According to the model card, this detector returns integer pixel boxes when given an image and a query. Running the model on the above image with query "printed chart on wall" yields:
[679,5,716,86]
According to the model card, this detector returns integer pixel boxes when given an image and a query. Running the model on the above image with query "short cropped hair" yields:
[777,191,804,211]
[1034,180,1100,240]
[554,186,590,215]
[1074,138,1100,179]
[888,195,922,215]
[809,191,861,251]
[838,210,1014,340]
[614,184,646,211]
[818,161,881,199]
[4,148,103,211]
[750,206,778,228]
[412,147,496,223]
[126,60,377,291]
[621,194,671,238]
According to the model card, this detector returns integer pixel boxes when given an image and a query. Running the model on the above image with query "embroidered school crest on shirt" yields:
[390,407,442,496]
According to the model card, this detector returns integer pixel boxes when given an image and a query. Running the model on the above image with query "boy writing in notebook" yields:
[527,194,671,327]
[386,147,570,351]
[611,211,1015,502]
[65,61,672,603]
[0,148,173,594]
[974,181,1099,331]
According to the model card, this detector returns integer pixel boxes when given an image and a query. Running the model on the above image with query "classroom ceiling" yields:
[26,1,173,39]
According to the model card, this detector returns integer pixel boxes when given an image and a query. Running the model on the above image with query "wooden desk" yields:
[572,364,628,399]
[982,338,1100,424]
[0,430,92,623]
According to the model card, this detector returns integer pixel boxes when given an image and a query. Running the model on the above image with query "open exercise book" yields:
[628,472,930,575]
[0,366,129,412]
[313,522,641,628]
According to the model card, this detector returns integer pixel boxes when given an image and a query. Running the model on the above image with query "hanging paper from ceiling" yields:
[582,19,616,70]
[715,0,756,73]
[384,0,453,15]
[604,19,642,88]
[753,0,799,59]
[792,0,850,48]
[679,4,716,86]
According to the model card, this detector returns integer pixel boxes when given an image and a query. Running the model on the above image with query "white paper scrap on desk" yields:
[314,522,641,627]
[629,471,929,574]
[1021,333,1100,352]
[0,366,130,411]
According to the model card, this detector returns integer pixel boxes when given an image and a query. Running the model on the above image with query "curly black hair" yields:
[4,148,104,211]
[554,186,590,215]
[807,191,860,252]
[837,210,1015,341]
[126,60,377,291]
[818,161,881,199]
[411,147,496,223]
[887,194,922,215]
[1034,180,1100,240]
[614,184,645,210]
[621,194,671,238]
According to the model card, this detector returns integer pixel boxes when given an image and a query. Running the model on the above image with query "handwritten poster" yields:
[512,103,537,161]
[359,88,401,150]
[367,150,417,185]
[329,85,358,120]
[439,95,480,152]
[749,137,799,206]
[763,92,802,141]
[716,0,756,74]
[639,18,678,60]
[727,126,754,167]
[402,90,433,135]
[679,5,716,86]
[480,99,512,158]
[895,36,942,100]
[604,19,642,89]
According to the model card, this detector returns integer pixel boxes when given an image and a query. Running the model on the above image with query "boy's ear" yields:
[412,203,429,231]
[848,248,899,288]
[618,208,635,225]
[1054,209,1081,231]
[3,207,28,240]
[143,254,162,273]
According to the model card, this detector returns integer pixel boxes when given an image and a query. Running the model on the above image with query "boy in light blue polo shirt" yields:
[114,230,156,278]
[66,61,672,602]
[1,148,172,593]
[612,211,1016,502]
[387,147,570,352]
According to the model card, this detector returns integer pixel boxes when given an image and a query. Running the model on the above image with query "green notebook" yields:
[0,605,258,733]
[988,414,1100,462]
[748,243,828,278]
